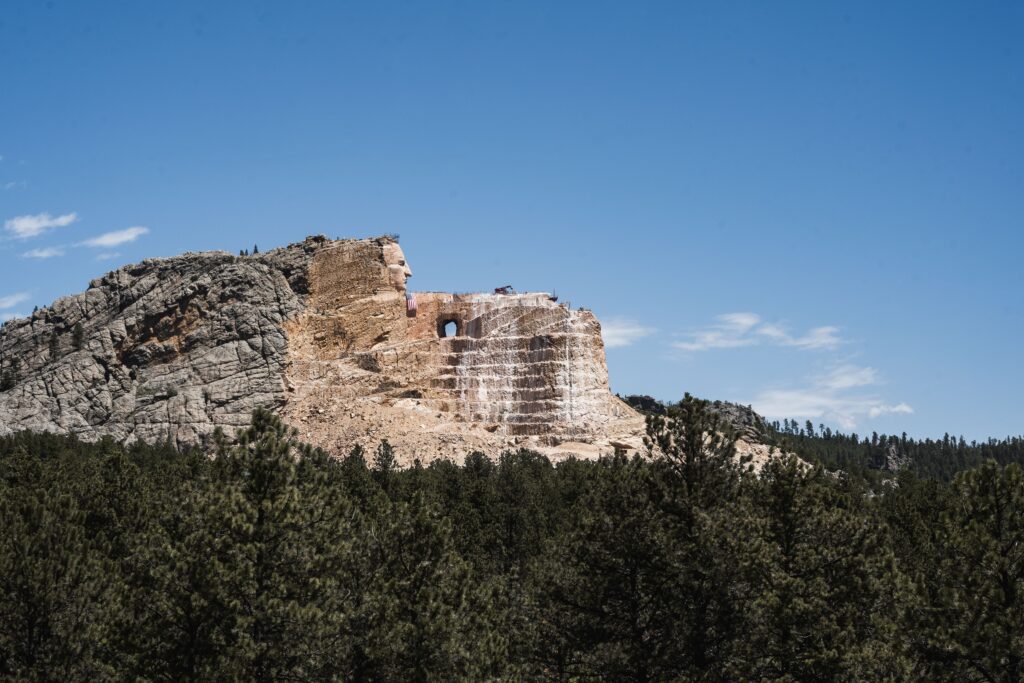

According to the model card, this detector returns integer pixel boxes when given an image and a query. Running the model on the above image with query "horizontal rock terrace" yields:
[404,292,622,437]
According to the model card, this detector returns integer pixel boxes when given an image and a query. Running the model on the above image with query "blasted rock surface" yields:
[0,236,644,462]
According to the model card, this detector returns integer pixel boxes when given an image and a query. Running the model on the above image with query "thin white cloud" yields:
[4,212,78,239]
[784,326,843,350]
[0,292,31,309]
[819,364,879,391]
[81,226,148,248]
[1,312,26,322]
[22,246,65,259]
[749,365,912,430]
[673,312,844,352]
[3,181,27,191]
[94,251,121,261]
[869,403,914,419]
[673,312,761,351]
[602,318,655,348]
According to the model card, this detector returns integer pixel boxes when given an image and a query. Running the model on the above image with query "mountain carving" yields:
[0,236,645,462]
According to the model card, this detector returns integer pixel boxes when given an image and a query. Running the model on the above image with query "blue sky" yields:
[2,1,1021,440]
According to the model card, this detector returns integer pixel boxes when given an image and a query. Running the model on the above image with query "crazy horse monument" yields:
[0,236,645,463]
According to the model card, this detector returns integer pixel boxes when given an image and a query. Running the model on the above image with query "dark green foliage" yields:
[71,323,84,351]
[899,462,1024,682]
[730,459,907,680]
[626,395,1024,481]
[0,482,119,679]
[769,418,1024,481]
[0,357,17,391]
[373,439,397,496]
[0,401,1018,678]
[48,330,60,360]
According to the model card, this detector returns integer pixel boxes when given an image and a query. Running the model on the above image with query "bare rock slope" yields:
[0,236,645,463]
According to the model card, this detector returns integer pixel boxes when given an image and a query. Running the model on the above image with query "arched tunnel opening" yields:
[439,318,460,338]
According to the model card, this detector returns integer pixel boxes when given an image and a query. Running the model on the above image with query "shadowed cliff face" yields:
[0,236,644,462]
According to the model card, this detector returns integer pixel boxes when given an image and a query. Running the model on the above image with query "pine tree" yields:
[533,454,676,680]
[338,493,506,681]
[534,396,751,680]
[729,457,906,680]
[122,410,354,679]
[210,409,353,679]
[48,330,60,360]
[72,323,84,350]
[0,357,19,391]
[118,465,243,679]
[340,443,380,505]
[0,479,121,678]
[908,461,1024,681]
[373,439,397,496]
[644,393,744,510]
[647,394,750,678]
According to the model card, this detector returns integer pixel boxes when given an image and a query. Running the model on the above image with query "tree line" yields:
[1,397,1022,681]
[768,417,1024,481]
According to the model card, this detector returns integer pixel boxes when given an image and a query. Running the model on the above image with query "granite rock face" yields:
[624,395,770,442]
[0,236,644,462]
[708,400,770,442]
[0,244,315,446]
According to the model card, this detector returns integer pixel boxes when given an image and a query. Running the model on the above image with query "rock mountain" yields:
[0,236,646,463]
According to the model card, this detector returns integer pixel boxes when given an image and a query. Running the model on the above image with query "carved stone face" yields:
[382,242,413,293]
